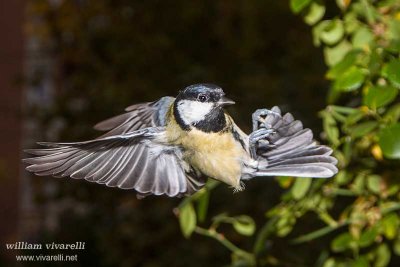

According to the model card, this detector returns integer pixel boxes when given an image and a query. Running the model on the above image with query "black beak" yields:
[218,96,235,106]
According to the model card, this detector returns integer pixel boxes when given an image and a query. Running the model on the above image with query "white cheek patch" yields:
[177,100,214,125]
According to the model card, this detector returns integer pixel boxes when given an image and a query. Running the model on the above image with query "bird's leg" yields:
[249,128,275,159]
[252,109,281,131]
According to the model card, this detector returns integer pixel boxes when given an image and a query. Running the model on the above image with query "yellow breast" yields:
[166,116,246,189]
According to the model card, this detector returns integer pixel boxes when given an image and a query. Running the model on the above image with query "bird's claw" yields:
[249,128,275,143]
[252,108,281,131]
[249,128,275,159]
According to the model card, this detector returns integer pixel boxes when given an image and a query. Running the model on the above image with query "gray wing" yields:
[94,96,175,138]
[246,106,338,178]
[23,128,205,198]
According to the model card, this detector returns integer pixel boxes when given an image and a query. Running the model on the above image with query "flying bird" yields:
[23,84,338,198]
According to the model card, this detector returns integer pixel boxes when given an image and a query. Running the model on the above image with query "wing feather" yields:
[23,127,205,197]
[94,97,175,138]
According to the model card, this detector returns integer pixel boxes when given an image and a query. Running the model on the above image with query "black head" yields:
[173,84,235,132]
[177,84,234,105]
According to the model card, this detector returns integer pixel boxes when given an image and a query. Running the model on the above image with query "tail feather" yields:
[255,163,337,178]
[268,146,332,161]
[263,130,313,158]
[275,120,303,137]
[266,128,310,148]
[249,106,338,179]
[268,155,337,167]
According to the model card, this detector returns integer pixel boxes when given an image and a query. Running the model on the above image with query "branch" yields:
[194,226,255,264]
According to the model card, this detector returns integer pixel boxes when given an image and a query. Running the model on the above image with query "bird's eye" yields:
[198,94,208,102]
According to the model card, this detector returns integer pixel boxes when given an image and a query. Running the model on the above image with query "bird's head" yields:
[174,83,235,132]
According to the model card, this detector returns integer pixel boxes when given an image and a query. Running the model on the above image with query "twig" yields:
[194,226,255,264]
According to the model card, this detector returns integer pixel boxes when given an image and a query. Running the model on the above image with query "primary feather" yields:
[93,96,174,138]
[24,128,205,198]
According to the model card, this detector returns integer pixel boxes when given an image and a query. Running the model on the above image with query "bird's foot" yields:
[249,128,275,159]
[252,108,281,131]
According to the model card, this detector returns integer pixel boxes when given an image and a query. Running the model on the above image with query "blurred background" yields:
[3,0,398,267]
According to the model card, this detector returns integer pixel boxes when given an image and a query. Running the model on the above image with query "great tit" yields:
[24,83,338,198]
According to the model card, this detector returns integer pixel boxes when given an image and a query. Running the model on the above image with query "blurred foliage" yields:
[178,0,400,266]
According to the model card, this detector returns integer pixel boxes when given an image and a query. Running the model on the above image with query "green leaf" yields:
[304,2,325,25]
[179,202,197,238]
[363,85,398,109]
[378,0,399,7]
[323,113,340,145]
[331,232,353,252]
[330,105,358,114]
[352,26,374,49]
[387,18,400,41]
[326,50,361,79]
[353,0,378,24]
[366,175,381,194]
[343,137,352,164]
[344,12,360,34]
[232,215,255,236]
[378,123,400,159]
[336,0,351,10]
[290,0,312,13]
[344,109,365,126]
[352,256,370,267]
[349,121,378,138]
[384,103,400,123]
[196,190,209,223]
[351,173,366,194]
[324,40,352,66]
[380,202,400,215]
[277,225,294,237]
[382,59,400,88]
[333,66,365,92]
[291,178,312,199]
[382,213,399,240]
[331,110,351,122]
[336,170,352,185]
[387,39,400,54]
[319,19,345,45]
[323,258,336,267]
[359,226,378,247]
[276,176,294,188]
[368,49,381,75]
[276,214,296,237]
[394,237,400,256]
[375,244,391,267]
[387,184,400,196]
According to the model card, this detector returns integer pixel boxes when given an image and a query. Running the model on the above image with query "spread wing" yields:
[23,128,205,198]
[248,106,338,178]
[94,96,175,138]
